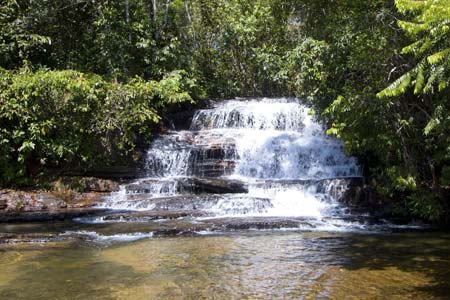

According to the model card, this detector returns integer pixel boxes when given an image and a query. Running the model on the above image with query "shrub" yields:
[0,68,193,185]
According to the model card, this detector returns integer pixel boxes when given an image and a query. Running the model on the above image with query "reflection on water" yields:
[1,232,450,299]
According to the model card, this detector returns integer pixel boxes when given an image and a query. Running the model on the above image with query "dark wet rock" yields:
[179,177,248,194]
[338,183,396,217]
[166,109,198,130]
[124,177,247,195]
[162,98,211,130]
[0,208,110,223]
[201,217,315,231]
[70,216,320,238]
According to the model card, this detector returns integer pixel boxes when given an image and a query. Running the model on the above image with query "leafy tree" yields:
[378,0,450,97]
[374,0,450,221]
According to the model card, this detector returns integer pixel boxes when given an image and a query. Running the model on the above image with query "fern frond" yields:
[414,62,426,94]
[402,40,423,55]
[429,20,450,37]
[384,0,450,96]
[398,20,428,35]
[377,72,413,98]
[427,48,450,64]
[424,65,446,93]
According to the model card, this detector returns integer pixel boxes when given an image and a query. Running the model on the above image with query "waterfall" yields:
[102,98,363,229]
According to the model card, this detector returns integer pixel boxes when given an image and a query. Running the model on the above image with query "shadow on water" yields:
[313,232,450,299]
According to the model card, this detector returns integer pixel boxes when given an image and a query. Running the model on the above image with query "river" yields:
[1,98,449,299]
[1,230,450,299]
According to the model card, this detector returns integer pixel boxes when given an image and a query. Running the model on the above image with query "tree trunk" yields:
[156,0,171,39]
[149,0,157,22]
[125,0,131,41]
[125,0,130,24]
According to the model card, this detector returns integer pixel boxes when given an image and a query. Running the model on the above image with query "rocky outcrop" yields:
[0,184,111,222]
[337,182,395,217]
[54,177,121,193]
[0,190,61,212]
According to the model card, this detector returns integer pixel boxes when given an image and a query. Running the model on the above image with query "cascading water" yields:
[101,98,366,231]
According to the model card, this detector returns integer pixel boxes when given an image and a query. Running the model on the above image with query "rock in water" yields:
[179,177,248,194]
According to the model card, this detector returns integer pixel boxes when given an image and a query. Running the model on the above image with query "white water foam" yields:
[104,98,362,227]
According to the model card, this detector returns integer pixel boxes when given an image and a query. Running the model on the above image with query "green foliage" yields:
[378,0,450,97]
[408,192,446,222]
[187,0,293,97]
[0,0,295,96]
[0,0,51,68]
[279,38,330,101]
[0,68,192,185]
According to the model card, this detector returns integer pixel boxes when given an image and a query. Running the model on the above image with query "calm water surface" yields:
[1,230,450,300]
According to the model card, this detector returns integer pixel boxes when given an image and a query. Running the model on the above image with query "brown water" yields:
[1,231,450,300]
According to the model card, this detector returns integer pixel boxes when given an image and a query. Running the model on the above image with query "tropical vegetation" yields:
[1,0,450,222]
